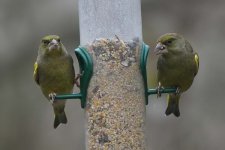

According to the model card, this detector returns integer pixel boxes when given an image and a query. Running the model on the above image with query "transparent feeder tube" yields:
[78,0,146,149]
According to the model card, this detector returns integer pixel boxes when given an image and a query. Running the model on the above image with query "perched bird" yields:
[154,33,199,117]
[34,35,75,128]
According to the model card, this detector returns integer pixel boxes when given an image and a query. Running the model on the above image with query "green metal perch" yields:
[55,47,93,108]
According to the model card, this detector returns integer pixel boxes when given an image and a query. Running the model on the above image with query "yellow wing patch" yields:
[33,62,38,76]
[194,53,199,70]
[33,62,40,84]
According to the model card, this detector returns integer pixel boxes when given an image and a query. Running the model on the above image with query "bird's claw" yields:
[49,93,56,104]
[156,82,164,98]
[74,71,84,88]
[175,87,180,95]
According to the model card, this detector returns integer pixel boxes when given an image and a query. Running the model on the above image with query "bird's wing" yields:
[68,55,75,74]
[65,54,76,83]
[33,62,40,85]
[194,53,199,76]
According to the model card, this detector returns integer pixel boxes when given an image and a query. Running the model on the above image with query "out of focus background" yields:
[0,0,225,150]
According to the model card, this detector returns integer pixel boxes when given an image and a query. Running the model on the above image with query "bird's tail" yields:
[53,102,67,129]
[165,94,180,117]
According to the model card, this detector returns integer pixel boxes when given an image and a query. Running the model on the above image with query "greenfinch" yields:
[154,33,199,117]
[34,35,75,128]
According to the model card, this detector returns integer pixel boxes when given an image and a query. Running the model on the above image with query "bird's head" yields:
[154,33,185,56]
[39,35,64,56]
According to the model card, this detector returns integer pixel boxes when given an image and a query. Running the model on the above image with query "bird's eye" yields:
[166,40,172,45]
[57,39,61,43]
[42,40,49,45]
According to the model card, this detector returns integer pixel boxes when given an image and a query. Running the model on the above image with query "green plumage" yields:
[155,33,199,117]
[34,35,75,128]
[165,94,180,117]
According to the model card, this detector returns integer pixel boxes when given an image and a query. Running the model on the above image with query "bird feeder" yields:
[55,43,176,107]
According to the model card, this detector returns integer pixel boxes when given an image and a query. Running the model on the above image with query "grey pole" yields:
[78,0,146,149]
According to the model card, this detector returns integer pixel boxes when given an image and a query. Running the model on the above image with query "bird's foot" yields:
[156,82,164,98]
[49,93,56,104]
[175,87,181,95]
[74,72,83,87]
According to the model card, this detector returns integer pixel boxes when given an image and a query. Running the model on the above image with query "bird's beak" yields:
[48,39,59,51]
[154,43,166,55]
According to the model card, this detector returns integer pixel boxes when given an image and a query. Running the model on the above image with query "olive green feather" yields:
[165,94,180,117]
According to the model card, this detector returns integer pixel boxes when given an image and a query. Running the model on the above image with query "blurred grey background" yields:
[0,0,225,150]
